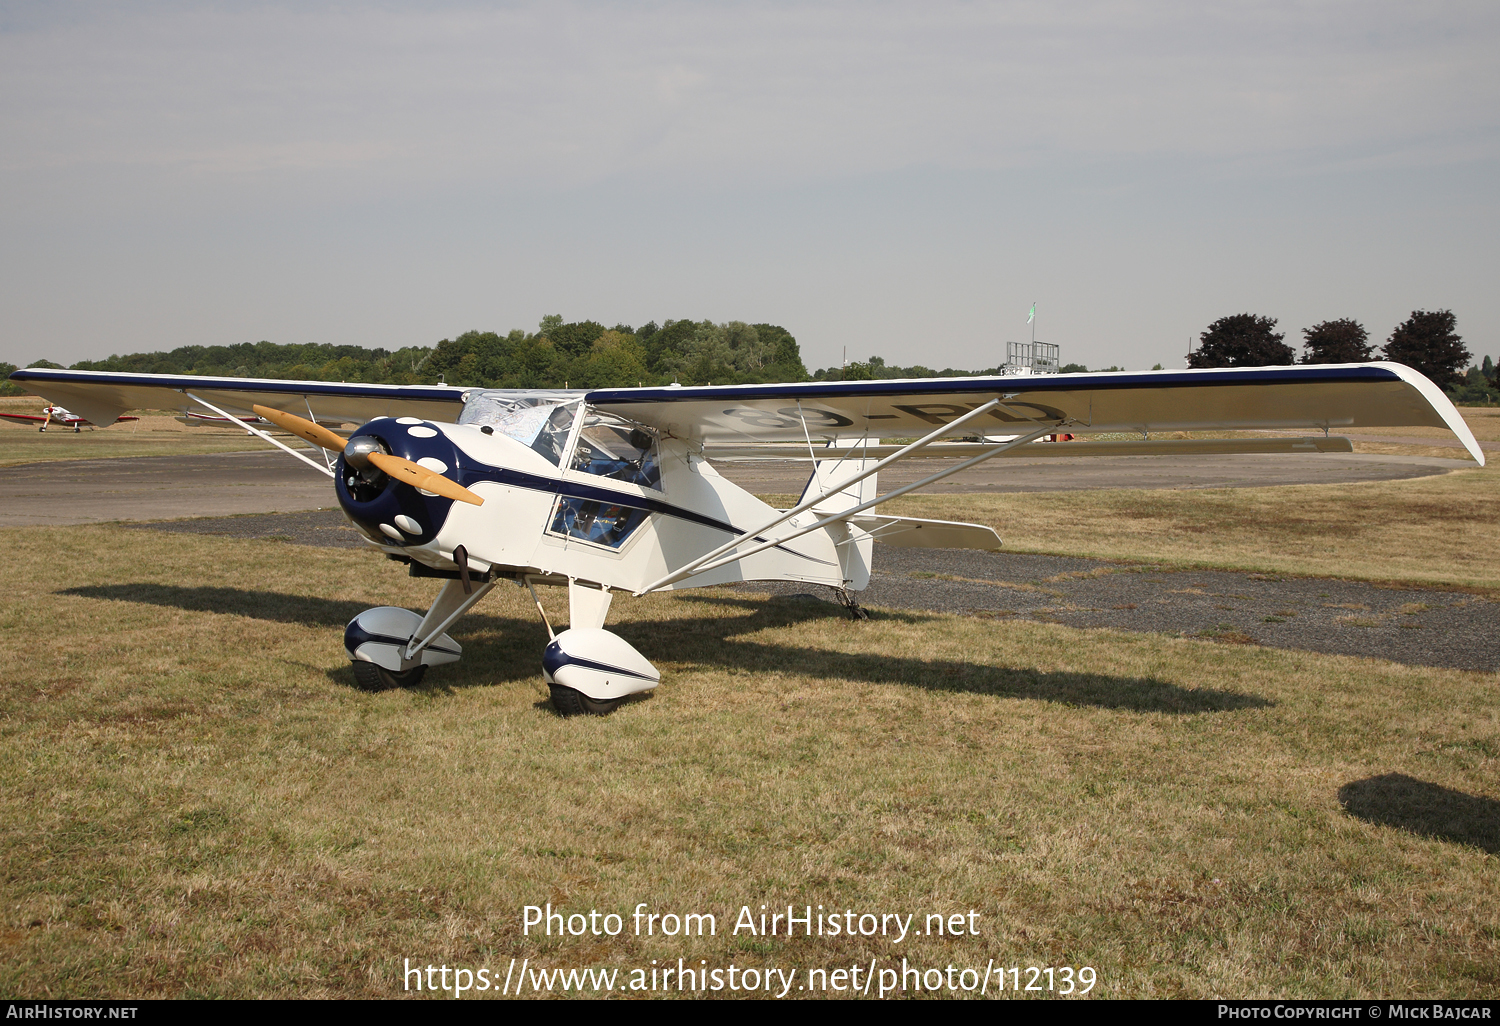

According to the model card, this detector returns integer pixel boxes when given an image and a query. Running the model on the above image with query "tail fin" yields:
[796,444,879,590]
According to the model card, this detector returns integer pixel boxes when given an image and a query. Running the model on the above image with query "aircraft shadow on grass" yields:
[1339,773,1500,855]
[62,583,1272,714]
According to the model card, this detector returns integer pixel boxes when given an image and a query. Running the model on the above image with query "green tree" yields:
[1301,319,1373,364]
[751,323,808,380]
[511,336,561,388]
[643,319,701,376]
[569,331,649,388]
[543,319,607,359]
[1447,366,1498,405]
[1188,314,1294,368]
[1382,309,1469,389]
[0,362,22,396]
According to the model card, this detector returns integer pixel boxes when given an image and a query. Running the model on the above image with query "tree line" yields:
[1188,309,1496,401]
[0,317,810,396]
[812,356,1136,381]
[419,318,808,389]
[4,308,1491,401]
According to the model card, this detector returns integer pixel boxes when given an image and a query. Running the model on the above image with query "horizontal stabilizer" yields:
[845,514,1002,551]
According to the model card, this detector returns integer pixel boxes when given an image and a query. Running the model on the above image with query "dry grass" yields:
[1348,441,1486,460]
[1348,406,1500,443]
[2,400,1497,998]
[870,466,1500,595]
[2,525,1497,999]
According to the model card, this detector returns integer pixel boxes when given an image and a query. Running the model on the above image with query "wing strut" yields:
[635,402,1061,595]
[185,392,335,478]
[402,579,496,661]
[636,423,1055,592]
[636,398,1009,594]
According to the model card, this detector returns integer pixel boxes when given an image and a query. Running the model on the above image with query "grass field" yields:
[2,484,1497,998]
[1348,405,1500,443]
[2,399,1496,999]
[875,465,1500,595]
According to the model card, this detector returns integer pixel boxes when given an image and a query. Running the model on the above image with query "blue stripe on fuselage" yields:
[455,455,834,566]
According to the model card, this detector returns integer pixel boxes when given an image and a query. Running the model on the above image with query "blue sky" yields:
[2,1,1496,372]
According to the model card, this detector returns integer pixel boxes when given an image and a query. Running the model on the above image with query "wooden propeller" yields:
[253,404,347,452]
[252,405,484,507]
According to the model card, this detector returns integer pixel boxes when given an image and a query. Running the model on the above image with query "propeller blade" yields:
[251,405,347,452]
[251,404,482,506]
[366,451,484,507]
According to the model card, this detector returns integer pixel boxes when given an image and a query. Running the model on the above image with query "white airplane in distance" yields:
[10,363,1483,716]
[0,404,140,432]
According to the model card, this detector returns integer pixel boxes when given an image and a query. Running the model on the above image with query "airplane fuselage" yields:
[333,407,858,595]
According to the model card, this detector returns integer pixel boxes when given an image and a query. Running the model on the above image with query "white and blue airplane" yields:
[9,363,1483,715]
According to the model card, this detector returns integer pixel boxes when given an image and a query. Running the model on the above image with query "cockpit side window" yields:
[458,393,577,467]
[569,411,662,490]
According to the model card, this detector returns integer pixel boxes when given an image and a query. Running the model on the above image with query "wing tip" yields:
[1375,362,1487,467]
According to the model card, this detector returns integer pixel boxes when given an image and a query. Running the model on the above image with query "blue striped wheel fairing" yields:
[543,640,658,683]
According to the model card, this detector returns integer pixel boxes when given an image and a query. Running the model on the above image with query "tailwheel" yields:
[351,660,428,692]
[548,684,622,717]
[835,588,870,621]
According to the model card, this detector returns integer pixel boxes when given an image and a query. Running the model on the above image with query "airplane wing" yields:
[587,362,1484,465]
[0,412,49,425]
[7,368,472,429]
[9,361,1483,466]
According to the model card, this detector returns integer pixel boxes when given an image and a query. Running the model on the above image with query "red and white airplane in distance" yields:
[0,405,140,432]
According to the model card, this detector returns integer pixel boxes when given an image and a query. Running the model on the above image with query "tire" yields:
[351,660,427,692]
[549,684,622,717]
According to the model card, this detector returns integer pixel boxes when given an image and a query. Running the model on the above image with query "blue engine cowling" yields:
[335,417,466,547]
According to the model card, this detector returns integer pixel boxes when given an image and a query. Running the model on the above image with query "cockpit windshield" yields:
[458,392,577,466]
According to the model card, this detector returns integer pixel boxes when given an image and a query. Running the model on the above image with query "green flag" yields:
[1027,303,1035,324]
